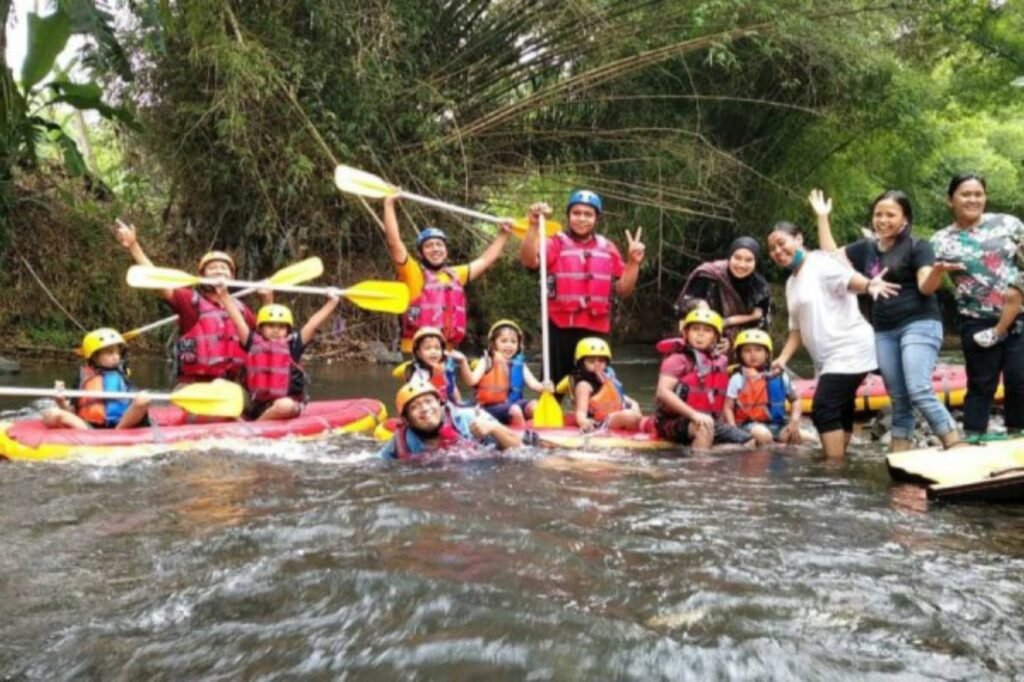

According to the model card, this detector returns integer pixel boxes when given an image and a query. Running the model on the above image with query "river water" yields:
[2,351,1024,679]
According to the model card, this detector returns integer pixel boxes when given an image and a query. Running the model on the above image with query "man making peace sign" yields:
[520,189,646,385]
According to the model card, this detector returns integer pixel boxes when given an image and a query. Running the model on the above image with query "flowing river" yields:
[2,350,1024,679]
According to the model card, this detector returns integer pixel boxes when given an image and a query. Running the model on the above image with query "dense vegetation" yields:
[1,0,1022,351]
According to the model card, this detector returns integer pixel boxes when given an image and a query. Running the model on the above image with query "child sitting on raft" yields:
[653,309,754,450]
[570,337,642,433]
[43,328,150,430]
[466,319,550,426]
[219,285,341,421]
[397,326,468,404]
[722,329,810,446]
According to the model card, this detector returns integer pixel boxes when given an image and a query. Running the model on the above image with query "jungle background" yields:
[1,0,1022,358]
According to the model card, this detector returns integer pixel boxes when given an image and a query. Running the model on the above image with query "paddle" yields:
[533,213,564,427]
[120,257,325,343]
[0,379,244,418]
[126,266,410,314]
[332,164,562,240]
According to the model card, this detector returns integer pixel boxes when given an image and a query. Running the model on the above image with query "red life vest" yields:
[392,410,467,460]
[548,232,616,329]
[401,266,468,347]
[75,365,131,428]
[177,291,250,380]
[245,333,304,403]
[662,340,728,414]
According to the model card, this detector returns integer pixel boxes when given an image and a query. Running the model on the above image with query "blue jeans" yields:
[874,319,956,439]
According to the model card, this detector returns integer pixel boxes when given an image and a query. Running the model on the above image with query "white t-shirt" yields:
[786,250,876,376]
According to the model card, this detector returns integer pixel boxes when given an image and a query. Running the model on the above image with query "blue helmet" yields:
[567,189,603,215]
[415,227,447,251]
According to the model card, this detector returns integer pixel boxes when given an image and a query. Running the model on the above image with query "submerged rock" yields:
[0,355,20,374]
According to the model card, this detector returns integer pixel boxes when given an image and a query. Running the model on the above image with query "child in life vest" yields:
[42,328,151,430]
[653,309,754,449]
[723,329,808,446]
[397,326,469,404]
[466,319,551,426]
[570,337,642,432]
[218,285,341,420]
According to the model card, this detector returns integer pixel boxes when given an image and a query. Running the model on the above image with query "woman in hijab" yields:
[674,236,771,345]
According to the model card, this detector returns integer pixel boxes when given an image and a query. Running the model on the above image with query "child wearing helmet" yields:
[723,330,809,446]
[399,327,469,404]
[653,309,753,450]
[379,380,526,460]
[114,221,269,384]
[466,319,551,426]
[42,328,151,430]
[382,195,512,354]
[217,284,341,420]
[570,337,642,433]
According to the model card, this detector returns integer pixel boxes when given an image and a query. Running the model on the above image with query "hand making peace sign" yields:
[625,227,646,264]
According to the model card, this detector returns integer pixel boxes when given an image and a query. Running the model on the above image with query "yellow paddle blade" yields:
[333,164,400,199]
[126,265,200,290]
[392,361,411,380]
[509,217,562,240]
[342,280,410,314]
[534,390,564,428]
[168,379,244,417]
[267,257,324,286]
[555,375,571,396]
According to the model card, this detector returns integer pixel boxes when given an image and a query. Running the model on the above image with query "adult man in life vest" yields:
[383,195,512,354]
[116,222,271,384]
[519,190,646,385]
[379,380,530,460]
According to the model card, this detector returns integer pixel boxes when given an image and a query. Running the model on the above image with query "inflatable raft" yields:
[887,439,1024,503]
[0,398,386,462]
[373,415,676,451]
[793,364,1001,415]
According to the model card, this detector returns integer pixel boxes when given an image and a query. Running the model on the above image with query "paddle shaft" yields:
[0,387,176,402]
[190,277,389,299]
[399,189,507,225]
[539,214,552,384]
[126,286,261,338]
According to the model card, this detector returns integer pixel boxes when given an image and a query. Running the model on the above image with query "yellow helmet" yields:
[734,329,773,355]
[81,328,126,360]
[574,337,612,362]
[412,326,445,352]
[682,308,723,336]
[256,304,294,328]
[395,380,441,417]
[488,319,523,342]
[197,250,235,275]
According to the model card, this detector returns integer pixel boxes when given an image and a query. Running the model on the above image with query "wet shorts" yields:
[480,399,531,425]
[811,372,868,434]
[655,413,751,445]
[740,420,787,440]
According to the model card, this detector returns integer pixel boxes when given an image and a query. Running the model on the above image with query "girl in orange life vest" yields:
[570,337,642,433]
[114,222,271,384]
[382,195,513,354]
[402,326,470,404]
[654,309,754,450]
[723,329,809,446]
[466,320,551,426]
[217,283,341,421]
[520,190,646,386]
[42,328,151,430]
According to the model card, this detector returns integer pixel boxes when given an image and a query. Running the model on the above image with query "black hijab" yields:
[726,237,763,303]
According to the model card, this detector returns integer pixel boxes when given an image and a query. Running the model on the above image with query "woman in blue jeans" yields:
[811,188,963,451]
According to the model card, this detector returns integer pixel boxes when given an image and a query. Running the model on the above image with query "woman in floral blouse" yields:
[930,173,1024,438]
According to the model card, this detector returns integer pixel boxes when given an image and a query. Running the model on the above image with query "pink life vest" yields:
[401,266,468,347]
[176,292,250,380]
[548,232,616,330]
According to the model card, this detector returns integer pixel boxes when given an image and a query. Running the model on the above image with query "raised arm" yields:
[467,224,511,282]
[519,202,551,270]
[216,284,251,347]
[614,227,645,298]
[382,196,410,266]
[300,289,342,346]
[115,220,173,302]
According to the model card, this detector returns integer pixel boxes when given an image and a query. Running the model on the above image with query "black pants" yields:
[960,317,1024,434]
[548,323,605,390]
[812,372,869,434]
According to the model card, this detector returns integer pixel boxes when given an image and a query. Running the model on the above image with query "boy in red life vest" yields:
[42,328,151,430]
[379,380,528,460]
[520,190,646,386]
[466,319,551,426]
[723,329,808,446]
[654,309,753,450]
[115,222,270,384]
[382,196,512,354]
[399,327,470,404]
[217,284,341,421]
[570,337,642,433]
